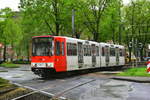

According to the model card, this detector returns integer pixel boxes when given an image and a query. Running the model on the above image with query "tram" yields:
[31,35,125,77]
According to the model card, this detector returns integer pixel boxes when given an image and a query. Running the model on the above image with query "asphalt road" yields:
[0,65,150,100]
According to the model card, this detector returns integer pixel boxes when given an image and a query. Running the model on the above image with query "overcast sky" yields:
[0,0,130,11]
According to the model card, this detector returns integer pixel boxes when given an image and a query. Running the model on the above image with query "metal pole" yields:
[118,1,121,44]
[135,38,138,67]
[72,9,75,37]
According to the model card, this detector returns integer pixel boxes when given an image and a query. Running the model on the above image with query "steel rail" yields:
[51,79,96,100]
[11,77,82,100]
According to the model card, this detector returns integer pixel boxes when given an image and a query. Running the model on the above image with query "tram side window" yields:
[102,47,105,56]
[96,46,99,56]
[110,48,115,56]
[89,46,91,56]
[84,45,88,56]
[67,43,71,56]
[72,43,77,56]
[55,41,61,56]
[62,42,64,56]
[67,43,77,56]
[84,45,91,56]
[84,45,86,56]
[120,49,123,56]
[92,45,96,56]
[122,49,125,56]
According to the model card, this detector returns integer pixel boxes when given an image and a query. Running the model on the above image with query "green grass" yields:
[0,62,20,68]
[0,77,10,88]
[117,67,150,77]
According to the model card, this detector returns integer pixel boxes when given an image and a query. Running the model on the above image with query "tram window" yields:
[84,45,88,56]
[55,41,61,56]
[62,42,64,56]
[84,45,86,56]
[67,43,77,56]
[67,43,70,56]
[72,43,77,56]
[122,49,125,56]
[110,48,115,56]
[89,46,91,56]
[120,49,123,56]
[96,46,99,56]
[92,45,96,56]
[70,43,72,55]
[102,47,105,56]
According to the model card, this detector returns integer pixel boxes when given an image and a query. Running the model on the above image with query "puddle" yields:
[12,74,24,78]
[12,76,22,78]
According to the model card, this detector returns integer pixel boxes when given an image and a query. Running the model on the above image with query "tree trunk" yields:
[3,44,6,62]
[55,23,59,36]
[93,32,99,42]
[129,47,132,63]
[10,43,14,62]
[27,44,30,62]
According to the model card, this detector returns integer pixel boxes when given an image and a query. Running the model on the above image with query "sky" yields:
[0,0,20,11]
[0,0,130,11]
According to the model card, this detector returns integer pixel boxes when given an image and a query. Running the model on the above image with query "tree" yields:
[123,0,150,61]
[81,0,110,41]
[100,0,123,43]
[0,8,22,61]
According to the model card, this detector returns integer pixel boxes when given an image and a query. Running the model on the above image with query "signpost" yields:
[147,60,150,74]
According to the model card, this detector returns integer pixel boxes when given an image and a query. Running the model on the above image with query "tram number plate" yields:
[37,63,45,67]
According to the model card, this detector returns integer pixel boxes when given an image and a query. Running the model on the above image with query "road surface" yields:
[0,65,149,100]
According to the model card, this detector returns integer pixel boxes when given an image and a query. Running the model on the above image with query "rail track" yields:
[12,79,96,100]
[10,62,146,100]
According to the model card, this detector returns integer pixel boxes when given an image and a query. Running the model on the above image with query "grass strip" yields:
[117,66,150,77]
[0,62,20,68]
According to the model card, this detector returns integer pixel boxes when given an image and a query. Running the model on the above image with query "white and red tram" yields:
[31,35,125,77]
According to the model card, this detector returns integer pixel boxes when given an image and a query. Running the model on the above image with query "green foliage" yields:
[117,67,150,77]
[3,19,22,45]
[100,0,122,42]
[0,8,23,61]
[123,0,150,60]
[0,0,150,60]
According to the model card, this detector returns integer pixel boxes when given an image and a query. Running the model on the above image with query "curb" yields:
[110,77,150,83]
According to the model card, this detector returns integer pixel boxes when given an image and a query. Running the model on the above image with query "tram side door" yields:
[105,46,109,66]
[54,38,67,72]
[78,42,83,68]
[116,47,119,65]
[92,44,96,67]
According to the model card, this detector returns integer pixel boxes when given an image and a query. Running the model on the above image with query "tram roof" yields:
[32,35,124,48]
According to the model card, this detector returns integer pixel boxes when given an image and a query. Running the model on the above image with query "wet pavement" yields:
[0,65,150,100]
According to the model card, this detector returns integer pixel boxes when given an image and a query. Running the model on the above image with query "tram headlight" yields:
[47,63,54,68]
[31,63,36,67]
